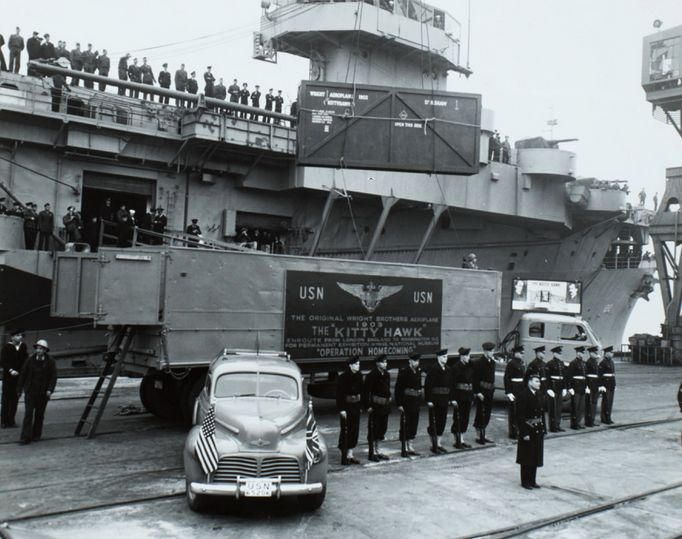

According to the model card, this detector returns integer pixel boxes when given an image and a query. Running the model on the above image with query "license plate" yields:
[243,479,274,497]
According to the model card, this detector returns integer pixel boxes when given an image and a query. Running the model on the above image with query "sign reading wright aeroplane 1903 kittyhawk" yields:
[284,271,442,360]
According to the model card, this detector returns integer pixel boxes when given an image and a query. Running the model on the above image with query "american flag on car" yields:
[195,405,219,475]
[305,401,321,470]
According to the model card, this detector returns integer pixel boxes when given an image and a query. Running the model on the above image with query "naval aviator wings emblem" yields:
[336,281,403,313]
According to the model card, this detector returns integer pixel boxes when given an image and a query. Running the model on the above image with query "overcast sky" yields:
[6,0,681,340]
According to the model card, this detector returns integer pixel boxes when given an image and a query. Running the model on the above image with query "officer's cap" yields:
[512,344,525,353]
[603,346,614,353]
[269,88,273,91]
[458,347,470,356]
[525,371,540,382]
[162,63,168,67]
[575,346,586,353]
[550,345,562,353]
[207,65,212,69]
[33,31,39,36]
[374,353,387,363]
[408,352,421,361]
[191,71,196,75]
[436,348,448,357]
[482,342,495,351]
[587,345,599,353]
[10,329,25,337]
[534,345,545,353]
[191,218,198,223]
[347,355,360,366]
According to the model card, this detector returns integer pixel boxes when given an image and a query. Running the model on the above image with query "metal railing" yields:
[601,255,649,270]
[97,219,251,252]
[275,0,460,35]
[2,66,297,153]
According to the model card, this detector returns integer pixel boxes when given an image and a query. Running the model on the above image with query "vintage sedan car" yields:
[183,350,328,512]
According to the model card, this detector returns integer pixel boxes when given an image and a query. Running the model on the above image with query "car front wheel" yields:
[298,485,326,512]
[186,480,210,513]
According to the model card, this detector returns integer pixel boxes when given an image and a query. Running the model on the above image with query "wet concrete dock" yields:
[1,361,681,538]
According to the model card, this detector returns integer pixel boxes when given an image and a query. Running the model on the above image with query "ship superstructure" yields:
[0,0,653,359]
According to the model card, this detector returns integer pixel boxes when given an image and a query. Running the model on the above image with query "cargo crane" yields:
[639,23,682,364]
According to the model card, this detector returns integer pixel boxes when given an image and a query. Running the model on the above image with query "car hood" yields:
[215,399,305,451]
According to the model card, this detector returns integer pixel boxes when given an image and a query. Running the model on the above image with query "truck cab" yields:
[496,313,601,391]
[505,313,601,355]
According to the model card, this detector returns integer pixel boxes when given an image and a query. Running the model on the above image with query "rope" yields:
[339,166,366,258]
[0,155,79,194]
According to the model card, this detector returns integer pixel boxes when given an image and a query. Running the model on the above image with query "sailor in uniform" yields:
[516,372,545,489]
[18,339,57,444]
[117,53,130,96]
[203,66,215,97]
[545,345,567,432]
[128,58,141,98]
[264,88,274,123]
[526,345,548,433]
[185,218,202,248]
[250,85,261,120]
[424,348,451,454]
[151,207,167,244]
[585,345,601,426]
[1,329,28,428]
[239,83,250,118]
[140,57,156,101]
[473,341,496,444]
[567,346,588,429]
[599,346,616,424]
[158,63,171,104]
[394,352,422,457]
[187,72,199,95]
[504,344,526,438]
[363,354,391,461]
[335,355,363,465]
[274,90,284,124]
[450,346,474,448]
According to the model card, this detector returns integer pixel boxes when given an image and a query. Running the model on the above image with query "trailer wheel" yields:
[139,372,182,420]
[181,371,207,424]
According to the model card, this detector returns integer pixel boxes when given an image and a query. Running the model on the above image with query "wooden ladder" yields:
[75,326,133,438]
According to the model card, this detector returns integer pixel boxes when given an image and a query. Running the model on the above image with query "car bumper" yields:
[190,480,325,499]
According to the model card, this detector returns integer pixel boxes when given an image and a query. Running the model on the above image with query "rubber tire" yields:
[180,370,207,424]
[186,480,211,513]
[298,485,326,512]
[139,372,182,420]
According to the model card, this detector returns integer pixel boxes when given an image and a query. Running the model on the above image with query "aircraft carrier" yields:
[0,0,655,360]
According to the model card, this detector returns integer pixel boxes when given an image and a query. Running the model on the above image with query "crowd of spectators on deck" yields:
[0,27,298,125]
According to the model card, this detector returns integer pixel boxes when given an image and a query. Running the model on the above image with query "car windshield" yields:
[214,372,299,400]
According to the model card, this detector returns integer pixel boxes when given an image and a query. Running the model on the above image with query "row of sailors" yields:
[3,28,294,121]
[336,344,500,464]
[335,343,616,464]
[504,344,616,436]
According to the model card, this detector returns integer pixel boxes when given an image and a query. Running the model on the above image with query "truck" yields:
[51,245,603,423]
